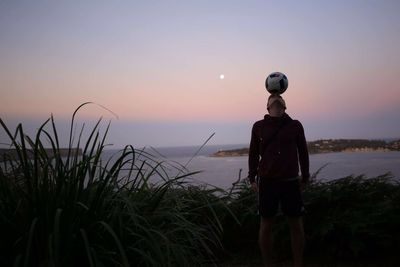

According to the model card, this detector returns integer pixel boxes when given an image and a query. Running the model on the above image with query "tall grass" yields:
[0,105,230,267]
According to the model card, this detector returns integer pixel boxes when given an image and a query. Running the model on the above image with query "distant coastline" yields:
[211,139,400,157]
[0,148,82,160]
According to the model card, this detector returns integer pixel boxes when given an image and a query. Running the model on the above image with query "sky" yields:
[1,0,400,148]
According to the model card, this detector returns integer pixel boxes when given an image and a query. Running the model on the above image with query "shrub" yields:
[0,105,227,267]
[304,174,400,260]
[219,173,400,264]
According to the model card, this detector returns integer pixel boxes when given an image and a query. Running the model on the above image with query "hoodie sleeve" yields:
[296,121,310,183]
[248,123,260,183]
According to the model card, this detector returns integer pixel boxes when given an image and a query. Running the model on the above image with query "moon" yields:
[219,74,225,80]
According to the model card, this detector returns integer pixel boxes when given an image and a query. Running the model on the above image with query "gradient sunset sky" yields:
[1,1,400,148]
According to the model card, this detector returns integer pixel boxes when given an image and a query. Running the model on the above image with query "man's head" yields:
[267,94,286,117]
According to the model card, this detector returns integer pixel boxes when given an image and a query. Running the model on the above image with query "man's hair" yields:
[267,94,286,109]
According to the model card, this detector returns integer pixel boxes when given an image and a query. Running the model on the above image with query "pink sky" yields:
[1,1,400,147]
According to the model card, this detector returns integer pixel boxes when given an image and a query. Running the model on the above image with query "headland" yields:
[211,139,400,157]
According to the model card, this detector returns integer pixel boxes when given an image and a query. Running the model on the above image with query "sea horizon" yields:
[102,136,400,157]
[105,137,400,149]
[99,146,400,189]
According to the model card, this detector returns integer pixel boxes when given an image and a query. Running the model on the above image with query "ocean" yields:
[103,145,400,189]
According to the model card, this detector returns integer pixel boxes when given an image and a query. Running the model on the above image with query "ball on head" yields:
[265,72,288,95]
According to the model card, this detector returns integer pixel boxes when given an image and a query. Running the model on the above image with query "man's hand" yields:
[300,180,305,192]
[250,182,258,192]
[300,176,309,191]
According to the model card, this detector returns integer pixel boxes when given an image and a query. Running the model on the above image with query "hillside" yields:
[211,139,400,157]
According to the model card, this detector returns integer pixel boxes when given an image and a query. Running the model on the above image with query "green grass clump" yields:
[0,104,229,267]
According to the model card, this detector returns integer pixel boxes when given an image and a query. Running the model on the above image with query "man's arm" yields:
[248,123,260,184]
[297,122,310,184]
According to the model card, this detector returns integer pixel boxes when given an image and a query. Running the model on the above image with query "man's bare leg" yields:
[287,217,305,267]
[259,217,274,267]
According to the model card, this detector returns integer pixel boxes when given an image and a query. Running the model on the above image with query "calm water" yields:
[103,145,400,189]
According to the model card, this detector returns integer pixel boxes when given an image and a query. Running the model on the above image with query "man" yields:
[248,94,310,267]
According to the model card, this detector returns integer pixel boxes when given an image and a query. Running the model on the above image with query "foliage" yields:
[1,106,399,266]
[303,173,400,260]
[219,179,259,258]
[219,173,400,264]
[0,104,228,267]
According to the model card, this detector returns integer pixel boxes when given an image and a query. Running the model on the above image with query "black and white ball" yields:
[265,72,288,94]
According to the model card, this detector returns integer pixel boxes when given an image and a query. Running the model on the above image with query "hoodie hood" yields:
[264,113,292,122]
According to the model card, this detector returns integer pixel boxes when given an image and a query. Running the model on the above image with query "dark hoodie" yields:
[248,113,310,183]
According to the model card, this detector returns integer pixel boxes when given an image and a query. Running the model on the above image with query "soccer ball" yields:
[265,72,288,94]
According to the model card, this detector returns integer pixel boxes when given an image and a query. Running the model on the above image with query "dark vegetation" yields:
[1,106,399,266]
[221,173,400,266]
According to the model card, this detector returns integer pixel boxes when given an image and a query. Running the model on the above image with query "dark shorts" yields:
[258,179,304,218]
